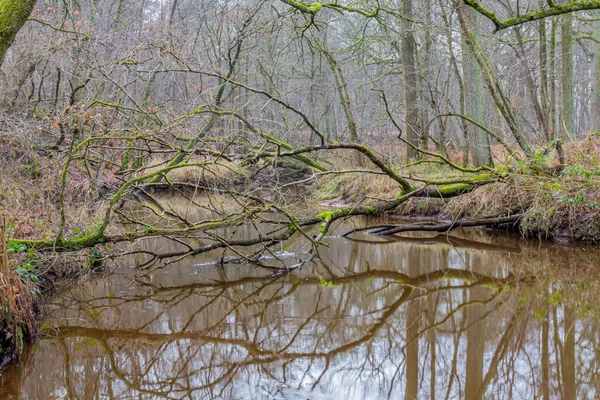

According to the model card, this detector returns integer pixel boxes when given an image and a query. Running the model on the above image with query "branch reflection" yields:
[2,227,600,399]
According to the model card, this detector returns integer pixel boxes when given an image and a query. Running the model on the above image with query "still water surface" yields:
[1,198,600,399]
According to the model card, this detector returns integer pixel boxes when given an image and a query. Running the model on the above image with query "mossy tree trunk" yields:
[539,17,552,142]
[420,0,433,150]
[313,35,358,143]
[0,0,36,67]
[401,0,422,161]
[561,13,575,140]
[439,0,470,164]
[591,13,600,133]
[461,6,492,167]
[550,18,559,143]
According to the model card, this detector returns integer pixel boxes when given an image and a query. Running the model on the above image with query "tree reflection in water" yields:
[1,221,600,399]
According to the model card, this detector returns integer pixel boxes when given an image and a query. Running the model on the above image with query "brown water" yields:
[1,197,600,399]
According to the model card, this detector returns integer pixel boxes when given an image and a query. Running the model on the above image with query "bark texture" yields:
[0,0,36,66]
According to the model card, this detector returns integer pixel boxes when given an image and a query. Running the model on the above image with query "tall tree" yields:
[550,18,559,142]
[0,0,37,66]
[591,15,600,133]
[539,16,552,142]
[513,26,549,143]
[461,5,492,166]
[561,13,575,140]
[420,0,433,150]
[401,0,421,160]
[455,0,532,156]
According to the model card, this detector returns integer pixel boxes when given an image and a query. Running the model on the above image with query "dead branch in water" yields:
[341,215,522,237]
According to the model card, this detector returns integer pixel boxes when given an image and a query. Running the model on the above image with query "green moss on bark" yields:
[0,0,37,66]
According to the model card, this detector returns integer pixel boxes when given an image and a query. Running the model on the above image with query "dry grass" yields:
[443,178,531,219]
[315,173,397,202]
[0,269,37,365]
[142,155,247,188]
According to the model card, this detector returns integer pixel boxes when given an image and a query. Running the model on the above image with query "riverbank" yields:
[0,229,100,368]
[312,146,600,243]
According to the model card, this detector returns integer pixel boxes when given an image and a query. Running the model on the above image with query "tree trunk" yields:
[514,26,548,143]
[550,18,562,164]
[591,15,600,133]
[401,0,421,161]
[0,0,37,67]
[461,7,492,166]
[455,0,532,156]
[420,0,433,150]
[561,13,575,140]
[439,0,469,164]
[316,37,358,143]
[539,17,552,142]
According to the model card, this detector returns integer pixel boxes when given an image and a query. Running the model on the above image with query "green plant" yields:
[14,262,38,282]
[561,165,595,178]
[8,245,39,283]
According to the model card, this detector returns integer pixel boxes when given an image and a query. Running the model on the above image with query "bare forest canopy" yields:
[0,0,599,273]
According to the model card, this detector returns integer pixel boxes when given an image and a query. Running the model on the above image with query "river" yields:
[1,195,599,399]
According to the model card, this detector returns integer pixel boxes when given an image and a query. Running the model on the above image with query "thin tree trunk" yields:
[315,37,358,143]
[168,0,180,26]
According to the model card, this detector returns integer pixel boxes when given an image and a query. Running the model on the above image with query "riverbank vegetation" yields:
[0,0,600,364]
